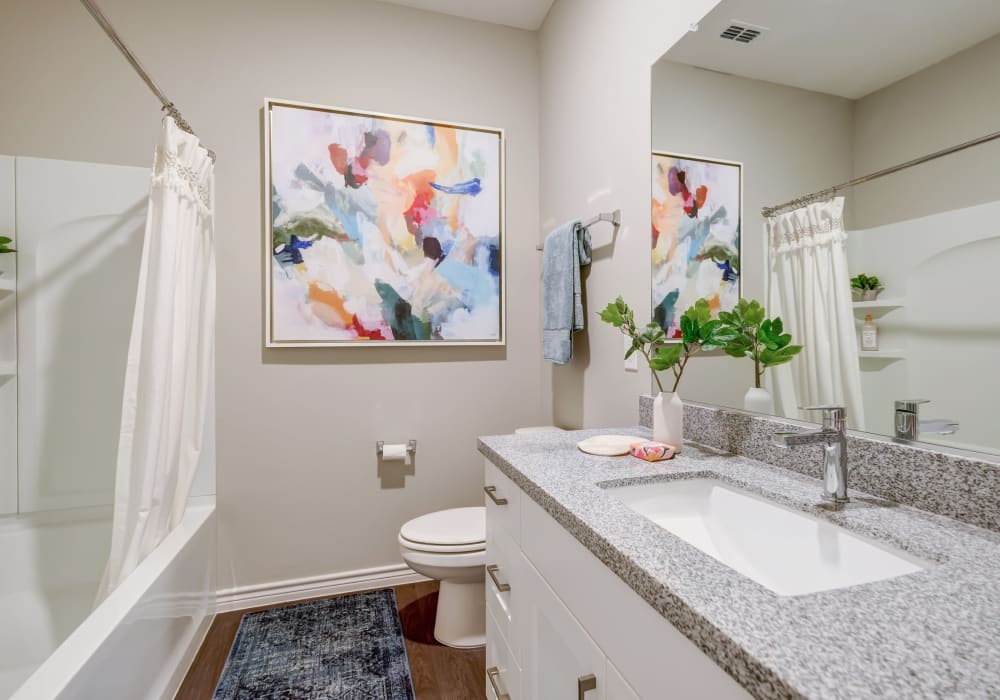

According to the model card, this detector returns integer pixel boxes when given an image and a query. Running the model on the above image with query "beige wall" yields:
[649,61,854,409]
[852,33,1000,228]
[539,0,719,429]
[0,0,541,589]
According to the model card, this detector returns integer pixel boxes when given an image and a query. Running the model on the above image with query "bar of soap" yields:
[630,441,676,462]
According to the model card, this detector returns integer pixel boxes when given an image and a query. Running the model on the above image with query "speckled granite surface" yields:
[478,428,1000,700]
[640,395,1000,533]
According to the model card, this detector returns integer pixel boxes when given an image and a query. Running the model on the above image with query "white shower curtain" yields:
[99,117,216,597]
[766,197,865,429]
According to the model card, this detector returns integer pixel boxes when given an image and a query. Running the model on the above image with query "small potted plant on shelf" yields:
[0,235,14,277]
[718,299,803,414]
[850,273,883,302]
[599,296,736,451]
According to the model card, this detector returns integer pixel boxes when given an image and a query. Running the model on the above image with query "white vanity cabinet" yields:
[484,459,752,700]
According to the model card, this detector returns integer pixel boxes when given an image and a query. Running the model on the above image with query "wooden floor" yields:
[177,580,485,699]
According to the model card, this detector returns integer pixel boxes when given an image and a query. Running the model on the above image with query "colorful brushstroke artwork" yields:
[651,152,741,340]
[265,100,504,346]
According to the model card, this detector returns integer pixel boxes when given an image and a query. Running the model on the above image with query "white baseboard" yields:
[215,563,429,614]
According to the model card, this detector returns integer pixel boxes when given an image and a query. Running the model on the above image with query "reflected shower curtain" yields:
[766,197,865,429]
[98,117,215,598]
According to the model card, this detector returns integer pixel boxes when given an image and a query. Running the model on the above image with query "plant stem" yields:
[648,348,664,393]
[671,345,699,393]
[623,326,664,393]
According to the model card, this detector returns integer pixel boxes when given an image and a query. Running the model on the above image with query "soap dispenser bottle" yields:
[861,314,879,351]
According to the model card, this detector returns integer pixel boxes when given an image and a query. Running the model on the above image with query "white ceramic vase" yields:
[653,391,684,453]
[743,387,775,414]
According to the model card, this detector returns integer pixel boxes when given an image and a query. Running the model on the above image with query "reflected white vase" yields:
[743,387,774,414]
[653,391,684,453]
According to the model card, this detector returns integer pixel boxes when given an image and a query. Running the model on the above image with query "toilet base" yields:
[433,579,486,649]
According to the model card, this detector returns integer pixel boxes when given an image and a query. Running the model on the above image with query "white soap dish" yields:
[577,434,645,457]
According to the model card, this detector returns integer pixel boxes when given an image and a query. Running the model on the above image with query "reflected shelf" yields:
[0,278,14,295]
[858,349,905,361]
[0,361,15,379]
[852,298,904,312]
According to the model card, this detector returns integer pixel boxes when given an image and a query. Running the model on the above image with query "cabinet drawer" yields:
[484,459,521,544]
[487,606,521,700]
[486,522,523,663]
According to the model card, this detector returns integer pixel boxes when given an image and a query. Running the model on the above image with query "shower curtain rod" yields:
[761,127,1000,217]
[78,0,215,161]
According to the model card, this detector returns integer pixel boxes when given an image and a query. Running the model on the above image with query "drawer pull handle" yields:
[487,666,511,700]
[487,564,511,592]
[484,485,508,506]
[578,673,597,700]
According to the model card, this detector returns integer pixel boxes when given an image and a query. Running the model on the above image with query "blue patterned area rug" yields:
[212,588,416,700]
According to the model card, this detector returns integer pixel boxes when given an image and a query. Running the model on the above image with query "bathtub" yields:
[6,496,215,700]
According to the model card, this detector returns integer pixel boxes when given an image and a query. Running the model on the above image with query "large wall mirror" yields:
[651,0,1000,457]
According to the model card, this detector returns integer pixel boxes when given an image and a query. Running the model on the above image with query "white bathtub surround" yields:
[101,118,216,598]
[12,497,215,700]
[766,197,865,429]
[652,391,683,453]
[0,506,111,697]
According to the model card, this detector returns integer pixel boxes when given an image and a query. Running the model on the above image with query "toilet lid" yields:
[400,507,485,547]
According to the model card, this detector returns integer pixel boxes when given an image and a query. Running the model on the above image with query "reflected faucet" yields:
[894,399,959,440]
[771,406,850,504]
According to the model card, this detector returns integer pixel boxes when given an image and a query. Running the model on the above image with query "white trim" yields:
[215,563,429,614]
[164,612,214,700]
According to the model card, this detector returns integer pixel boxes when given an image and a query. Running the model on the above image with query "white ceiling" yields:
[378,0,556,30]
[662,0,1000,99]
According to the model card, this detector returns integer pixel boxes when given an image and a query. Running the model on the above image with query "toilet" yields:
[398,506,486,648]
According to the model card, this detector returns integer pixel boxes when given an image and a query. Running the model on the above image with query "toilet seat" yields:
[398,536,485,554]
[399,507,485,553]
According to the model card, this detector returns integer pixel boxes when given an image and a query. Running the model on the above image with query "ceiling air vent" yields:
[719,22,767,44]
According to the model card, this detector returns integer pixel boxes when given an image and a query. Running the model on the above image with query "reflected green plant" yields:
[718,299,802,388]
[599,296,736,393]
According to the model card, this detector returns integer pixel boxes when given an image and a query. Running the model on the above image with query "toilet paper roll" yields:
[381,443,408,462]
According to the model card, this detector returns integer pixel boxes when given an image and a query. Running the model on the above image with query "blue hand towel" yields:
[542,221,592,364]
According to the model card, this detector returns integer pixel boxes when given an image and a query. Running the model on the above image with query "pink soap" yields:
[629,441,676,462]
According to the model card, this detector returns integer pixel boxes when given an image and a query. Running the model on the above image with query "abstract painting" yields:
[265,100,504,346]
[651,152,741,339]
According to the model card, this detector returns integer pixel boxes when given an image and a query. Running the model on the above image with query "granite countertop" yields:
[478,427,1000,700]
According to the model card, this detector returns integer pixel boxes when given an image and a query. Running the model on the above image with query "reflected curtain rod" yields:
[78,0,215,161]
[761,127,1000,217]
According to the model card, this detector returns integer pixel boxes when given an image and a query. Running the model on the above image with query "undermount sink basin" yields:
[607,478,930,596]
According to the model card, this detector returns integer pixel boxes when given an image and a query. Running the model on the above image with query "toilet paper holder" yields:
[376,439,417,458]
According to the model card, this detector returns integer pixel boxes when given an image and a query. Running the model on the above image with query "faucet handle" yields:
[895,399,929,412]
[798,405,846,429]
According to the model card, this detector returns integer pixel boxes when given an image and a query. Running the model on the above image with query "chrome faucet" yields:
[771,405,850,504]
[894,399,959,440]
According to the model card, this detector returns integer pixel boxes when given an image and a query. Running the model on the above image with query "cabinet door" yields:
[605,660,641,700]
[520,553,605,700]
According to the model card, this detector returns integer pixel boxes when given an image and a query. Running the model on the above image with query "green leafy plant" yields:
[718,299,803,388]
[850,273,881,291]
[599,296,736,393]
[0,236,14,254]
